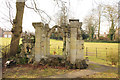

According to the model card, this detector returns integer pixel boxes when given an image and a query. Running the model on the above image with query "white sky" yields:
[0,0,119,34]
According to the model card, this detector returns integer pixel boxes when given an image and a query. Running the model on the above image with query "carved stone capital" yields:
[32,22,44,29]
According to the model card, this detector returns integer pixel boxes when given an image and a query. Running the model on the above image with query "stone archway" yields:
[47,25,64,38]
[47,25,64,56]
[32,19,84,65]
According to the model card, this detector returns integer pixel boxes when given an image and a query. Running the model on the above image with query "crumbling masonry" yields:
[32,19,85,65]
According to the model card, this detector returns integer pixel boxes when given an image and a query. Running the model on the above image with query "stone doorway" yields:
[48,26,64,56]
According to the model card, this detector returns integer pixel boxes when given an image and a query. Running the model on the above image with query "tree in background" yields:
[84,14,98,40]
[103,4,118,40]
[55,0,69,26]
[96,4,103,39]
[92,3,105,39]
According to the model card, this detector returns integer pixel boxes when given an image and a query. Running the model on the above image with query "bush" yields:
[107,52,118,65]
[7,55,29,65]
[17,44,23,54]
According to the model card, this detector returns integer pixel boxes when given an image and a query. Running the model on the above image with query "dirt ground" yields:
[2,61,118,78]
[48,61,118,78]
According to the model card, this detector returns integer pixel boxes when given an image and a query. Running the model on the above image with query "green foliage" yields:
[109,24,115,40]
[85,40,120,43]
[17,44,23,54]
[18,57,29,64]
[7,55,29,64]
[81,30,89,40]
[50,33,63,40]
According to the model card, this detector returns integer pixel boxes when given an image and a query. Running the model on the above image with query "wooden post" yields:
[106,48,107,61]
[86,47,88,56]
[96,48,97,58]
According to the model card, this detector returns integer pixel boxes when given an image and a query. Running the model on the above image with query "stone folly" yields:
[32,19,85,65]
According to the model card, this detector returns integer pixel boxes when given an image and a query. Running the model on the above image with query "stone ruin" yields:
[21,19,88,69]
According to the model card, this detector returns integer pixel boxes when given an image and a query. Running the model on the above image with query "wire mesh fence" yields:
[84,47,118,63]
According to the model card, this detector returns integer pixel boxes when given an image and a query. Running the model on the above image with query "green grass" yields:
[50,39,118,66]
[50,39,63,55]
[0,38,118,65]
[2,38,118,78]
[0,37,22,46]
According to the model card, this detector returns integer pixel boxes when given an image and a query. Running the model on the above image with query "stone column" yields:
[70,28,77,64]
[32,22,44,62]
[42,33,46,57]
[69,19,80,64]
[44,36,47,56]
[66,33,70,60]
[63,34,66,58]
[46,38,50,56]
[45,24,50,56]
[76,40,84,60]
[76,22,84,60]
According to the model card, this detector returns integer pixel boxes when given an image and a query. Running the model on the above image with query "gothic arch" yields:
[47,25,64,38]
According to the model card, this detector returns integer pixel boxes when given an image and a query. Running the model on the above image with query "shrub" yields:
[7,55,29,65]
[17,44,22,54]
[106,51,118,65]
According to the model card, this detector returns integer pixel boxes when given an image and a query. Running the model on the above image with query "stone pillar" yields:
[46,38,50,56]
[70,28,77,64]
[44,36,47,56]
[63,34,66,58]
[69,19,80,64]
[76,40,84,60]
[44,24,50,56]
[76,22,84,60]
[32,22,44,62]
[66,33,70,60]
[42,33,46,57]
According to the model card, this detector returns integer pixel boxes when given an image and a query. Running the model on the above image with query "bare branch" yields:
[5,1,13,25]
[25,0,52,24]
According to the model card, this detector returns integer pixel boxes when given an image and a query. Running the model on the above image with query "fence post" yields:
[86,47,88,56]
[96,48,97,58]
[106,48,107,61]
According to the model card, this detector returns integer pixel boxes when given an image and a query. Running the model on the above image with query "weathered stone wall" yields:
[69,19,84,64]
[32,19,85,64]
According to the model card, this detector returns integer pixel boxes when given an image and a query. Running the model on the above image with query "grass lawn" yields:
[50,39,118,66]
[2,38,118,78]
[0,38,118,65]
[0,38,22,46]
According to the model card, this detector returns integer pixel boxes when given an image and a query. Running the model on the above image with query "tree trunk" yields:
[98,5,101,39]
[98,15,101,39]
[109,19,115,40]
[9,1,25,57]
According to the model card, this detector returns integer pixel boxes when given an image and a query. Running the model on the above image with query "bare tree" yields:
[103,4,118,40]
[84,14,98,40]
[91,3,104,39]
[54,0,69,26]
[97,4,102,39]
[0,0,15,30]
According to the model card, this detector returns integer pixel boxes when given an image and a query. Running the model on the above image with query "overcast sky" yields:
[0,0,119,34]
